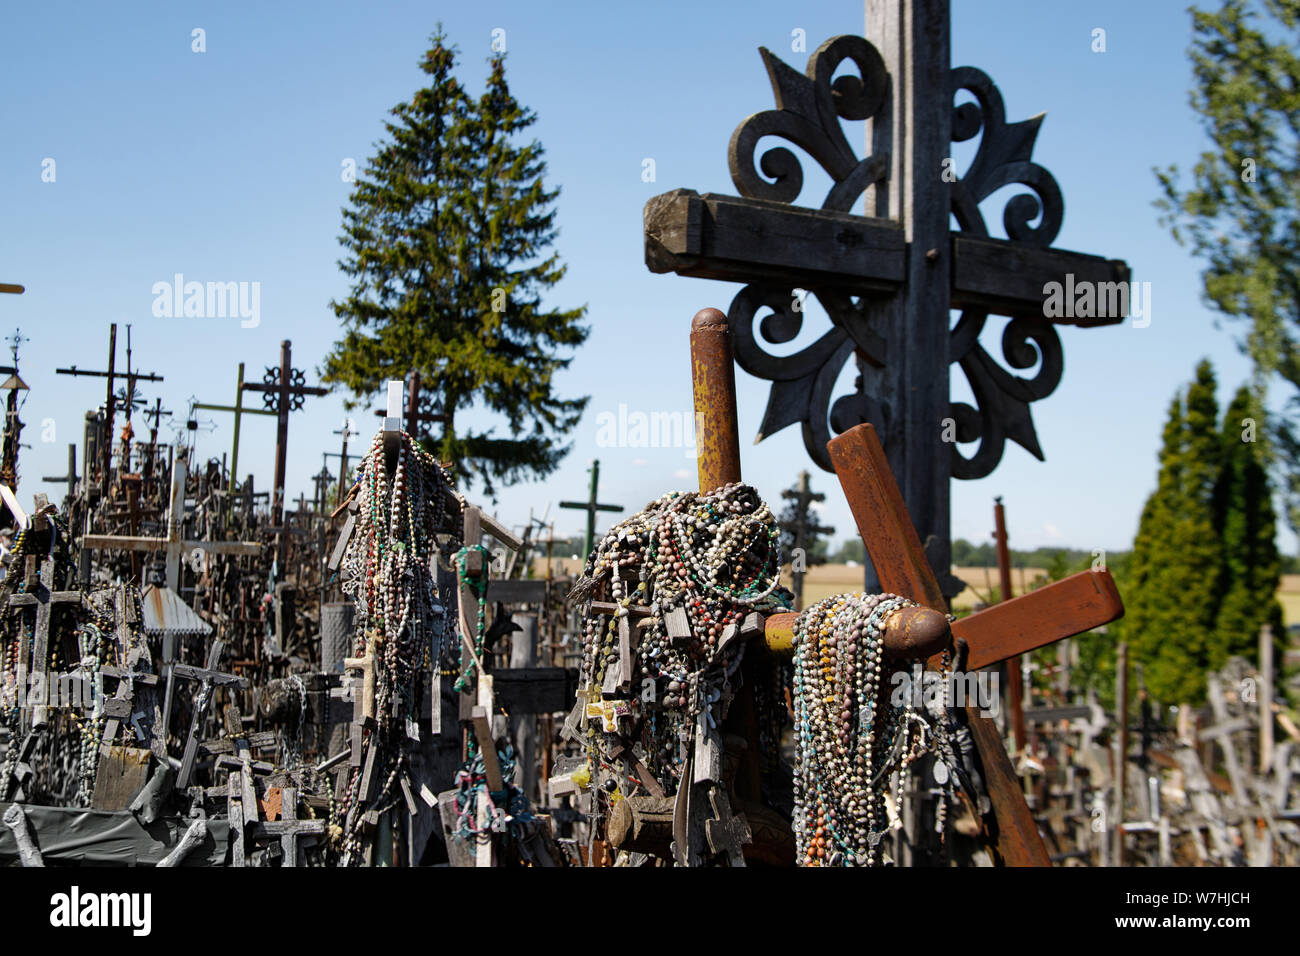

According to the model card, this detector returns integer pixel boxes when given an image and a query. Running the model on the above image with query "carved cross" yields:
[644,1,1130,595]
[249,786,326,867]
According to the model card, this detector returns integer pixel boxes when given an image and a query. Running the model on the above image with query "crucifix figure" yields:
[644,2,1130,597]
[559,460,623,559]
[167,638,248,789]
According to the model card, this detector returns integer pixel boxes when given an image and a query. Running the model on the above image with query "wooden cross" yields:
[239,340,328,529]
[97,663,159,750]
[168,638,248,789]
[559,460,623,559]
[324,417,359,505]
[685,307,1123,866]
[191,361,277,501]
[80,447,262,592]
[644,2,1130,596]
[55,322,163,496]
[249,785,326,867]
[8,553,84,727]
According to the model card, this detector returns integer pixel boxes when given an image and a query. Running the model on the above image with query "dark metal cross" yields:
[239,340,328,527]
[559,460,623,559]
[324,417,359,504]
[644,1,1130,597]
[56,322,164,496]
[779,469,836,609]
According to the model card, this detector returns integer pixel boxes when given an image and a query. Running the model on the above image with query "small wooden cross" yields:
[343,634,382,722]
[250,786,325,867]
[8,553,84,727]
[703,786,752,866]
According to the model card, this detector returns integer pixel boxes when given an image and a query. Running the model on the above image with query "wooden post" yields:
[993,497,1025,752]
[1113,640,1128,866]
[1260,623,1274,773]
[863,0,953,596]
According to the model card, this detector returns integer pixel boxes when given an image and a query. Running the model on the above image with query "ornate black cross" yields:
[644,1,1129,595]
[240,340,328,530]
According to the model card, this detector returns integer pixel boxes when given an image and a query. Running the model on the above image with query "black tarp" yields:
[0,803,228,866]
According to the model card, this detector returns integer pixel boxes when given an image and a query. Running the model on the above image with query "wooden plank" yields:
[827,423,946,608]
[827,420,1050,866]
[90,745,151,810]
[952,570,1124,670]
[644,189,906,291]
[951,235,1131,324]
[489,667,576,715]
[485,579,547,604]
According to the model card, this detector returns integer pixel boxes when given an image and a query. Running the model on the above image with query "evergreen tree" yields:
[323,32,588,496]
[1212,386,1285,665]
[1124,361,1224,705]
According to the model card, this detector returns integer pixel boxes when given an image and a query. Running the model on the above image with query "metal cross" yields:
[644,2,1130,597]
[559,460,623,559]
[55,323,164,496]
[191,361,276,500]
[166,638,248,790]
[239,340,328,528]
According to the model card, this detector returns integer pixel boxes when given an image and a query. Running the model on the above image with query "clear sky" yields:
[0,0,1284,560]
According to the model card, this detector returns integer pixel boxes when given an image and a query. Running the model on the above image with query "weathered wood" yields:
[827,421,1052,866]
[90,745,151,810]
[489,667,577,715]
[952,570,1124,670]
[951,235,1130,323]
[609,794,676,855]
[645,189,905,291]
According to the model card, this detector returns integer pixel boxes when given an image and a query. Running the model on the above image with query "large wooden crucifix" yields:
[644,0,1130,596]
[689,308,1124,865]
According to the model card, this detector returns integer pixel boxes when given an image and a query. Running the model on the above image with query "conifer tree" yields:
[1213,386,1284,665]
[1124,361,1224,705]
[323,32,588,495]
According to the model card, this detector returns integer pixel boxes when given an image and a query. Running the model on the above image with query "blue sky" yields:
[0,1,1283,559]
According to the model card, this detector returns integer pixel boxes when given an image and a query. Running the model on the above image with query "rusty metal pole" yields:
[689,309,742,492]
[993,497,1026,753]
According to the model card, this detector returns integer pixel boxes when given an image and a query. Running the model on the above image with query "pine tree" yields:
[1124,361,1225,705]
[1212,386,1285,666]
[323,32,589,496]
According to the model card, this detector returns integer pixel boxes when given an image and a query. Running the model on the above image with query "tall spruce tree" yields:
[323,32,588,495]
[1124,361,1225,705]
[1212,386,1285,664]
